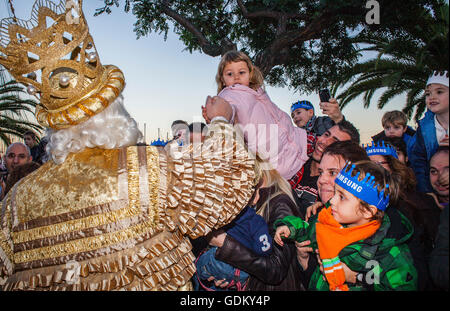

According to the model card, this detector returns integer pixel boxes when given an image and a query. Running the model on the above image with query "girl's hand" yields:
[295,240,313,270]
[305,201,324,222]
[274,225,290,246]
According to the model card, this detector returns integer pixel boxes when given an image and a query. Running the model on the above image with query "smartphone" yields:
[319,88,331,102]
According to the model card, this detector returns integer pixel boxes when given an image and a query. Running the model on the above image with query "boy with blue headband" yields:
[290,98,344,136]
[365,140,399,171]
[274,160,417,291]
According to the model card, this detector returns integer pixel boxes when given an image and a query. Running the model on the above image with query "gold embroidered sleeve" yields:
[160,121,256,239]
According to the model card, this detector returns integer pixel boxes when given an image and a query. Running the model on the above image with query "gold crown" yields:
[0,0,125,129]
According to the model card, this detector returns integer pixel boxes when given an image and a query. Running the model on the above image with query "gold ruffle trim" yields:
[3,231,196,291]
[160,121,256,239]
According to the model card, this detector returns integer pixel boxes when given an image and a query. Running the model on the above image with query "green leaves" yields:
[0,79,42,146]
[94,0,446,107]
[332,0,448,121]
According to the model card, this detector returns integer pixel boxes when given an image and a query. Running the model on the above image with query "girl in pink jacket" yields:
[203,51,308,180]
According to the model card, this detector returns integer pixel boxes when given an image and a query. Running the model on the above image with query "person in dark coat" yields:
[366,142,442,290]
[209,168,305,291]
[429,205,449,290]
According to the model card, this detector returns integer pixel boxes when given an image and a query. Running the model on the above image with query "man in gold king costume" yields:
[0,0,257,290]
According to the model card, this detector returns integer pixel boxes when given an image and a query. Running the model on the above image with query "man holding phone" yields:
[290,88,344,136]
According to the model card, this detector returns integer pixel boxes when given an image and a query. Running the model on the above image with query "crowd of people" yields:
[161,51,448,291]
[0,28,449,291]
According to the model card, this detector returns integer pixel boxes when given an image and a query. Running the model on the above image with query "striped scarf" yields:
[316,207,381,291]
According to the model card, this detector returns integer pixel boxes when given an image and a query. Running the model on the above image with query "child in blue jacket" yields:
[195,181,272,290]
[409,71,449,193]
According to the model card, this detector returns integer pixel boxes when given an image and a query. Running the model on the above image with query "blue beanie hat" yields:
[291,100,314,114]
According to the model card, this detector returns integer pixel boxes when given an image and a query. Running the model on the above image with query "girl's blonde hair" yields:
[215,50,264,94]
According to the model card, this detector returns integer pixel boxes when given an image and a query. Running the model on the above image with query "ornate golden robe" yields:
[0,121,255,290]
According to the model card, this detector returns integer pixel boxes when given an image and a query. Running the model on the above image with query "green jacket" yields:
[274,207,418,291]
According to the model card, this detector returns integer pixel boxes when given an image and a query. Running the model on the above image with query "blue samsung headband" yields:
[364,141,398,159]
[335,162,390,211]
[291,100,314,113]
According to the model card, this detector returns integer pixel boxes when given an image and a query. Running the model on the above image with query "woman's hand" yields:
[317,252,358,285]
[201,105,211,124]
[341,262,358,284]
[305,201,324,222]
[203,96,232,123]
[295,240,313,270]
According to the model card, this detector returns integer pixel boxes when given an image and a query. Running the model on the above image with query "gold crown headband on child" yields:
[0,0,125,129]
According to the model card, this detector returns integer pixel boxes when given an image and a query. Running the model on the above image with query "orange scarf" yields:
[315,207,381,291]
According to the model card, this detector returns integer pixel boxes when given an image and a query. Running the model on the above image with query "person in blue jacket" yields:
[408,71,449,193]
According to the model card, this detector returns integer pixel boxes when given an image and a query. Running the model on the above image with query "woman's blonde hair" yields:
[255,166,295,218]
[215,50,264,94]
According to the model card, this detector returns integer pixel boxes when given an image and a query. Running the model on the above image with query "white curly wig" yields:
[46,95,143,164]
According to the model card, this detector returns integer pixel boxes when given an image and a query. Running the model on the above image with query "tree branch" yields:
[160,0,235,56]
[254,5,364,75]
[236,0,307,20]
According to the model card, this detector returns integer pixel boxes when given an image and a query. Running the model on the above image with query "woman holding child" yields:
[208,167,305,291]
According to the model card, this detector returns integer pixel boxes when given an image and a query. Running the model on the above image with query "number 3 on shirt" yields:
[260,234,271,252]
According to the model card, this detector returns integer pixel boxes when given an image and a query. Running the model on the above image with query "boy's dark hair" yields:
[351,160,398,222]
[323,140,369,163]
[171,120,188,127]
[188,122,207,134]
[23,131,37,140]
[337,119,360,144]
[383,137,407,157]
[382,111,407,128]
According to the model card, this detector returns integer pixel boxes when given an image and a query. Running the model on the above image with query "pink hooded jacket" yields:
[219,84,308,180]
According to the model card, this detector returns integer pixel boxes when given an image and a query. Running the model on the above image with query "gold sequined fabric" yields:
[0,121,255,290]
